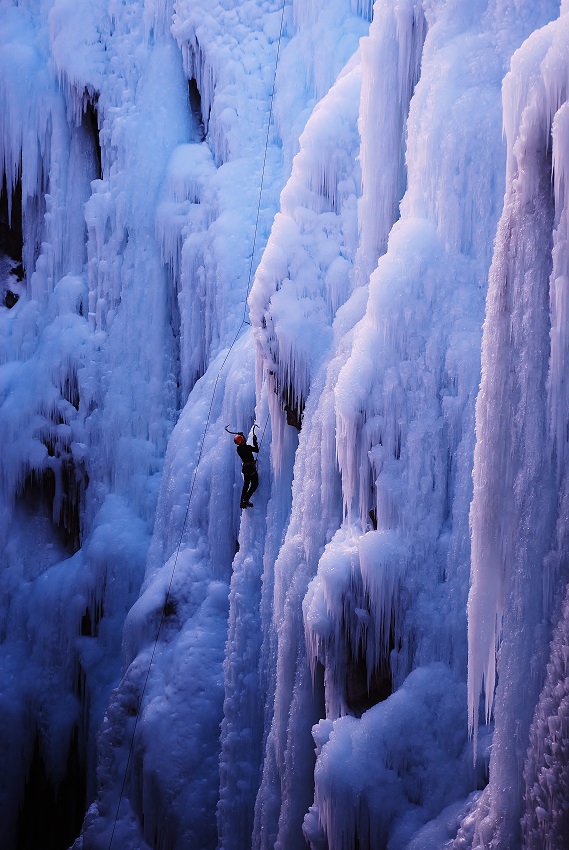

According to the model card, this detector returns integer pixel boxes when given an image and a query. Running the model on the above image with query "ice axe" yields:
[225,425,243,436]
[225,423,260,438]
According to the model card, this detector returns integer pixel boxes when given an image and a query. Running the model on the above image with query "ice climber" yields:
[234,431,259,509]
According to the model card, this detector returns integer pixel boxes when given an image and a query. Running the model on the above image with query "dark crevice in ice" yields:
[83,96,103,180]
[345,627,395,717]
[1,169,24,307]
[16,726,86,850]
[189,78,206,142]
[268,366,304,431]
[18,371,88,552]
[0,169,23,266]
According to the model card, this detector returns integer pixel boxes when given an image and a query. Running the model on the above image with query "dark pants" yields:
[241,462,258,504]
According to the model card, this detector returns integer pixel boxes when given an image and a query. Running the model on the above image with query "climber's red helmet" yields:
[234,434,245,445]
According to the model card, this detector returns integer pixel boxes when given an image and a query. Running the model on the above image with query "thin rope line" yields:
[241,0,287,321]
[258,409,271,449]
[107,3,286,844]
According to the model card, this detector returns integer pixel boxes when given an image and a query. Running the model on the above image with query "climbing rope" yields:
[107,2,286,846]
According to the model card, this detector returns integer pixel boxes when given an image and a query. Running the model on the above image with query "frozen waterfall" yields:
[1,0,569,849]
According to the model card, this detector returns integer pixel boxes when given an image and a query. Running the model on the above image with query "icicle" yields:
[468,5,569,751]
[465,12,569,850]
[356,0,426,282]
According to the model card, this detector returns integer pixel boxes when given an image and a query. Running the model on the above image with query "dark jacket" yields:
[237,439,259,469]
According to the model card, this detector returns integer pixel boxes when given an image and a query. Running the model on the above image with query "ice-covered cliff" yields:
[1,0,569,849]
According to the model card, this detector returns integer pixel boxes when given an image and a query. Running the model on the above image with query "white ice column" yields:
[468,15,569,848]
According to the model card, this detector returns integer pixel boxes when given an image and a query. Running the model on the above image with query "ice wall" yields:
[64,0,372,846]
[0,6,108,845]
[3,0,569,849]
[252,0,566,848]
[466,9,569,849]
[0,0,282,843]
[274,0,507,845]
